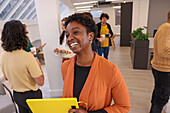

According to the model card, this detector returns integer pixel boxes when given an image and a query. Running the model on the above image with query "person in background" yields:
[83,12,106,52]
[23,24,46,54]
[61,13,131,113]
[97,13,113,60]
[150,10,170,113]
[0,20,44,113]
[54,17,75,62]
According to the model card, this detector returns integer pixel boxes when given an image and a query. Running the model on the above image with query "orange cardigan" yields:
[61,53,131,113]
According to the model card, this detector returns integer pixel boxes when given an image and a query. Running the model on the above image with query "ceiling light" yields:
[105,0,120,1]
[76,8,91,12]
[123,0,126,3]
[73,1,98,5]
[75,6,93,9]
[113,6,121,8]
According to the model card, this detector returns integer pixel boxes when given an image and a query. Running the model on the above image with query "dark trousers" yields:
[13,89,42,113]
[98,47,109,60]
[150,68,170,113]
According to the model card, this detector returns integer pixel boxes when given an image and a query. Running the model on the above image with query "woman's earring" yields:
[89,40,92,43]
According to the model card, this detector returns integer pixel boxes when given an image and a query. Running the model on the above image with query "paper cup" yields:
[101,34,105,38]
[30,47,36,55]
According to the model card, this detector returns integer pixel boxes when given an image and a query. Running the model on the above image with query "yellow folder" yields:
[26,98,79,113]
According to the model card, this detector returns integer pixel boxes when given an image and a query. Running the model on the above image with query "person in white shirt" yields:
[54,17,75,62]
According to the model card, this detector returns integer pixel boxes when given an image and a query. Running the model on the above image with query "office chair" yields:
[0,80,18,113]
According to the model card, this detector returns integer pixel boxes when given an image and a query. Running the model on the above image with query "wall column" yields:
[132,0,150,33]
[34,0,63,97]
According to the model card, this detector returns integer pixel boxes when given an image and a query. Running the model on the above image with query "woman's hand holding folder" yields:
[68,107,87,113]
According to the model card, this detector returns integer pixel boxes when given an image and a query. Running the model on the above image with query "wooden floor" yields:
[108,36,154,113]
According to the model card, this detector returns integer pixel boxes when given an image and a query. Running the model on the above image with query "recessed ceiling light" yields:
[73,1,98,5]
[75,6,93,9]
[113,6,121,8]
[76,8,91,11]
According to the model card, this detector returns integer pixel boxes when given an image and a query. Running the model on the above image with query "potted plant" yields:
[131,27,149,40]
[130,27,149,69]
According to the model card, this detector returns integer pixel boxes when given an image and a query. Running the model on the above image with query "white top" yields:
[58,35,75,58]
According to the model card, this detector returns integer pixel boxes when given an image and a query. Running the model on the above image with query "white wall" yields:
[0,21,6,37]
[22,20,40,42]
[0,21,5,79]
[147,0,170,37]
[59,3,75,33]
[60,3,75,20]
[132,0,150,33]
[34,0,64,97]
[34,0,75,98]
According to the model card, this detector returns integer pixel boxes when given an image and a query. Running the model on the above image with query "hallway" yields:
[109,36,154,113]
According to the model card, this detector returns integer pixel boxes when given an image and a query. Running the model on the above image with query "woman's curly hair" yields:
[1,20,28,52]
[99,13,109,20]
[65,13,98,39]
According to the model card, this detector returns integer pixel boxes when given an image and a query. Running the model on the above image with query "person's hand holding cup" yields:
[98,38,107,42]
[106,33,109,37]
[30,47,36,55]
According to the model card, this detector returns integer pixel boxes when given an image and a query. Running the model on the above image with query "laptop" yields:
[26,98,79,113]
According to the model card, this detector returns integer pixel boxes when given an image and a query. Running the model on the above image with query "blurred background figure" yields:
[97,13,113,60]
[23,24,46,55]
[54,17,75,62]
[0,20,44,113]
[150,10,170,113]
[83,12,100,53]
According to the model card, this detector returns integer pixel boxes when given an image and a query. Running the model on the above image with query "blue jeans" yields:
[98,47,109,59]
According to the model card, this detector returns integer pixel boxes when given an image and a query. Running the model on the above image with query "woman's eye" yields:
[73,31,79,35]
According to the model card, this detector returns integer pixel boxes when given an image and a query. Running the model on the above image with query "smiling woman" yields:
[65,21,94,55]
[61,13,131,113]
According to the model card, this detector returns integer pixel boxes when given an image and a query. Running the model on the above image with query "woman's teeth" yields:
[71,42,78,47]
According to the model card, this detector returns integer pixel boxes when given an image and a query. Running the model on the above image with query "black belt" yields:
[13,89,40,94]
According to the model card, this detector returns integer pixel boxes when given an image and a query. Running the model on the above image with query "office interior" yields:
[0,0,170,113]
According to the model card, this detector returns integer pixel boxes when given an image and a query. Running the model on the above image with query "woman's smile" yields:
[70,42,78,47]
[70,42,79,50]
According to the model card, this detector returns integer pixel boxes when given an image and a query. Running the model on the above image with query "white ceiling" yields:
[61,0,133,9]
